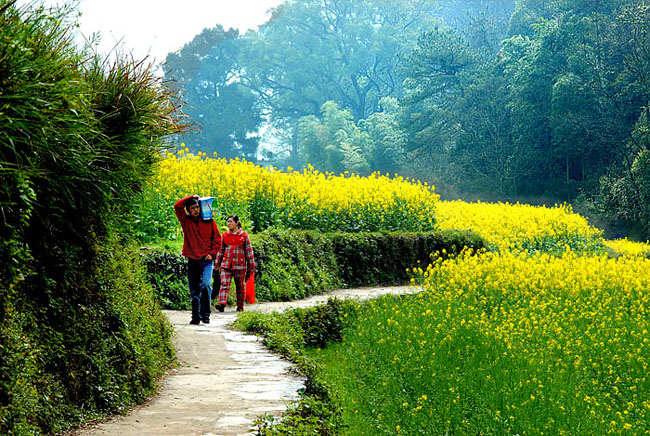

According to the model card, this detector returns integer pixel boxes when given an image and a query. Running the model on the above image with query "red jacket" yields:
[174,196,222,260]
[216,229,255,271]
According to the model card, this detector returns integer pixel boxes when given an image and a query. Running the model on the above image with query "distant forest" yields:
[164,0,650,238]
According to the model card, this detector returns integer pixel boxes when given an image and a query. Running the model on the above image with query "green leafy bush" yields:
[253,229,343,301]
[140,249,190,310]
[0,2,184,433]
[330,230,485,287]
[297,298,355,348]
[141,229,486,308]
[235,299,356,435]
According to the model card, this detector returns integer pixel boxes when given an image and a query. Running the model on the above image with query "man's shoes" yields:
[236,306,244,312]
[216,304,225,312]
[189,319,200,325]
[202,318,210,324]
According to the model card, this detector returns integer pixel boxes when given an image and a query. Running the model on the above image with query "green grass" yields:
[305,255,650,435]
[307,294,508,435]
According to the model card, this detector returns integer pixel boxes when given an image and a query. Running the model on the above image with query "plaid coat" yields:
[216,229,255,271]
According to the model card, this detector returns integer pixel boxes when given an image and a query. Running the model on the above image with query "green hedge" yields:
[143,229,486,308]
[1,3,182,434]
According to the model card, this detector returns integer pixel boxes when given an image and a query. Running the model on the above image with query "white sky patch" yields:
[15,0,283,65]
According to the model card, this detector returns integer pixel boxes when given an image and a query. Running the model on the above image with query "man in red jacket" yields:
[174,195,221,324]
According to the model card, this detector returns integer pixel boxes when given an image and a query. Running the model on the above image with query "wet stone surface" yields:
[76,285,415,436]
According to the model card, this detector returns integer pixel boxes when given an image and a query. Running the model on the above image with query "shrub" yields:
[141,229,486,308]
[252,229,343,301]
[140,248,190,310]
[297,298,356,348]
[330,230,485,287]
[0,2,184,433]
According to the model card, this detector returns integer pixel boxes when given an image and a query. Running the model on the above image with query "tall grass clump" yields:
[0,1,185,433]
[310,249,650,434]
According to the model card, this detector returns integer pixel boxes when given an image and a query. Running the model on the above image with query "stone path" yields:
[77,285,415,436]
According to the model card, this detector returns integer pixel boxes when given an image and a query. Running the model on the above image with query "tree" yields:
[359,97,407,174]
[398,27,478,157]
[437,0,515,54]
[594,3,650,236]
[164,26,262,158]
[297,101,372,174]
[450,71,518,196]
[241,0,440,128]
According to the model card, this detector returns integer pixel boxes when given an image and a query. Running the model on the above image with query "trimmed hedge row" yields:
[143,229,486,308]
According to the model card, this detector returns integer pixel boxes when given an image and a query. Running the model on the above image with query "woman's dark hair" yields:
[227,214,242,228]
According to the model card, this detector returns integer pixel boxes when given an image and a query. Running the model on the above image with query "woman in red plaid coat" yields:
[215,215,255,312]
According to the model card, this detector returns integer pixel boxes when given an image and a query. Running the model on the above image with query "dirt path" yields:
[79,285,415,436]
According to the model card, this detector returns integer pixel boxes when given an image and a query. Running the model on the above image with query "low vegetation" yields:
[142,229,486,308]
[0,2,183,433]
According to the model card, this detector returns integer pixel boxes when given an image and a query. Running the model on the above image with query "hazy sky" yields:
[16,0,283,64]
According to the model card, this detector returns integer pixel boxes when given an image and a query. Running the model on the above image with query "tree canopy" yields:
[166,0,650,236]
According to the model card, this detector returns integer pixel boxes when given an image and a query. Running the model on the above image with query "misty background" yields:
[163,0,650,239]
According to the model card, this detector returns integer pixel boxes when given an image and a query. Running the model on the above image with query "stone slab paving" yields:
[75,285,416,436]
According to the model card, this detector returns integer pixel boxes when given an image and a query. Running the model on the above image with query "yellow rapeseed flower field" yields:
[435,200,604,253]
[137,150,439,239]
[415,248,650,433]
[325,249,650,434]
[604,238,650,258]
[138,151,606,255]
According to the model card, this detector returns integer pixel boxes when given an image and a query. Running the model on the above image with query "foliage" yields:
[596,105,650,237]
[1,241,175,435]
[141,229,486,308]
[140,248,190,310]
[166,0,445,162]
[164,26,262,158]
[297,98,408,175]
[0,2,182,433]
[298,102,373,175]
[329,230,486,287]
[296,298,357,349]
[242,0,439,125]
[306,246,650,434]
[133,150,440,241]
[235,298,357,357]
[235,299,358,435]
[252,230,343,302]
[389,0,650,227]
